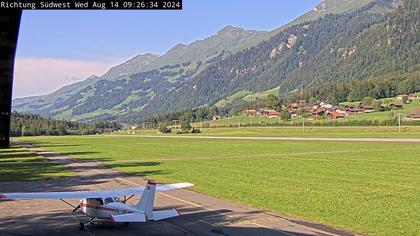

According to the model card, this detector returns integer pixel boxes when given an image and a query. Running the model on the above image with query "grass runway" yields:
[15,136,420,236]
[0,145,74,181]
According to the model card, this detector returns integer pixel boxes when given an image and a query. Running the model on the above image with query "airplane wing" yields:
[0,182,193,199]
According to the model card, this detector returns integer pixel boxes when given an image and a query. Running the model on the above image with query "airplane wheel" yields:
[79,222,85,231]
[124,222,130,226]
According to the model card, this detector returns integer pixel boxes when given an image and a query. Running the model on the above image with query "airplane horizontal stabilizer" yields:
[151,209,180,221]
[110,213,146,222]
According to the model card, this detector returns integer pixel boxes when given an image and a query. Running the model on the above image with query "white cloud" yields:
[12,57,119,98]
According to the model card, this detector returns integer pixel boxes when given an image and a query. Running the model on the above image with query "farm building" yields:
[408,93,419,101]
[328,112,345,119]
[243,109,256,116]
[212,115,222,120]
[411,109,420,120]
[262,109,279,118]
[396,95,408,102]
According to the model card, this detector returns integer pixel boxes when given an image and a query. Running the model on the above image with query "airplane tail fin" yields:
[135,180,156,220]
[133,180,192,221]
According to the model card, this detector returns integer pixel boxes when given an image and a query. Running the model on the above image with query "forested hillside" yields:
[10,113,121,136]
[281,0,418,95]
[124,0,413,122]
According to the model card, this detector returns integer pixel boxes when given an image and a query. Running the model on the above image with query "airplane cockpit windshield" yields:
[104,197,115,204]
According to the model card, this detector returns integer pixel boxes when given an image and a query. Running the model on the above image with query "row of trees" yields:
[281,72,419,105]
[10,112,121,136]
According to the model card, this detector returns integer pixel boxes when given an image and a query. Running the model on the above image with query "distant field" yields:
[0,145,73,181]
[203,99,420,126]
[17,136,420,236]
[214,86,281,107]
[346,100,420,121]
[119,126,420,138]
[191,126,420,138]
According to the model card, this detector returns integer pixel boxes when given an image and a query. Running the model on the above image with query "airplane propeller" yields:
[72,204,81,213]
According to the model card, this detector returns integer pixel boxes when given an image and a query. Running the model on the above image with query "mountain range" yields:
[13,0,418,123]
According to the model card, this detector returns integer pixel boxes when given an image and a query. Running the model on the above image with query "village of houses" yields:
[238,93,420,121]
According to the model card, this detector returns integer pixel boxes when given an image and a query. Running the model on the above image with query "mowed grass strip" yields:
[18,136,420,236]
[190,126,420,138]
[117,126,420,138]
[0,145,74,181]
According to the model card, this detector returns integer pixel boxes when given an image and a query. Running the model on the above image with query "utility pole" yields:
[398,113,401,133]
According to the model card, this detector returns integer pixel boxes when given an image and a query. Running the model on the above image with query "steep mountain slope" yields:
[280,0,417,91]
[125,0,404,121]
[236,0,381,51]
[100,53,159,80]
[142,26,263,71]
[12,54,159,118]
[13,27,263,120]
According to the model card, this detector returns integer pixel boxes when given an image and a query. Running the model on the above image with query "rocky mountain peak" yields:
[314,0,327,12]
[86,75,99,80]
[217,25,248,37]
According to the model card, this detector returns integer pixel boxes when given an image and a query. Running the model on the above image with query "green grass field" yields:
[119,126,420,138]
[16,136,420,236]
[0,145,73,181]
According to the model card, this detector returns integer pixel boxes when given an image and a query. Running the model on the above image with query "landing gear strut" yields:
[79,218,96,231]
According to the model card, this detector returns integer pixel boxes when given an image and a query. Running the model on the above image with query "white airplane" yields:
[0,181,193,230]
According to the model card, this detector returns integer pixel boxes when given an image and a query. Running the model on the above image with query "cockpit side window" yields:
[114,197,121,202]
[105,197,115,204]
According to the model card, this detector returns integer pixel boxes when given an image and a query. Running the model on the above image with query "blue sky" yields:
[14,0,319,98]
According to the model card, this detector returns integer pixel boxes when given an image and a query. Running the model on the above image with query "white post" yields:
[302,116,305,135]
[398,113,401,133]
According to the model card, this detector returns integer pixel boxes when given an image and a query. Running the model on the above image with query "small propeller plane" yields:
[0,181,193,230]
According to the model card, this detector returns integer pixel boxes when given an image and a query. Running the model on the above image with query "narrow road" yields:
[0,143,356,236]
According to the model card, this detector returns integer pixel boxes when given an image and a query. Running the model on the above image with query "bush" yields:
[159,124,172,133]
[191,128,202,133]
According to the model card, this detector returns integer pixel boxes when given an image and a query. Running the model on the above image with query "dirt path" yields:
[0,143,357,236]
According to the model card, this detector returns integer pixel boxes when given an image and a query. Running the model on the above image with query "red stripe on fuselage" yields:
[147,182,157,186]
[80,202,114,212]
[109,214,116,222]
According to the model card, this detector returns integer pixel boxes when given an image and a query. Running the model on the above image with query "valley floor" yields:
[118,126,420,138]
[15,135,420,236]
